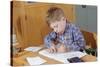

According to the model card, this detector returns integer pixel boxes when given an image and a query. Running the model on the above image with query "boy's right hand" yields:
[47,43,57,53]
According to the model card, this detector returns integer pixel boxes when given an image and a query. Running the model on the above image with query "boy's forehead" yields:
[50,21,59,27]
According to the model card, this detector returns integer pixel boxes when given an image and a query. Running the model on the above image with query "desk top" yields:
[12,48,62,66]
[12,45,97,66]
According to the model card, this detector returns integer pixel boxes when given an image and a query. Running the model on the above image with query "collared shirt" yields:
[44,23,86,51]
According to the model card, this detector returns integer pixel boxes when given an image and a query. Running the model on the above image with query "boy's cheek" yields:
[53,29,57,33]
[57,28,63,33]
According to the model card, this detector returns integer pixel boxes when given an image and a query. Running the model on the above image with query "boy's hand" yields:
[47,43,57,53]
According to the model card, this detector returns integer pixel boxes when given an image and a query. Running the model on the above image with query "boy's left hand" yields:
[46,43,57,53]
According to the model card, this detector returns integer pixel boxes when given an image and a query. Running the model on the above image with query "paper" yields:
[39,49,87,63]
[24,46,42,52]
[26,56,46,65]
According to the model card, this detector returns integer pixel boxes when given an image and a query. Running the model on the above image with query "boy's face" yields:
[50,17,66,35]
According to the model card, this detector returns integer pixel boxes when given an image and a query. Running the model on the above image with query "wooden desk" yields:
[12,48,62,66]
[12,45,97,66]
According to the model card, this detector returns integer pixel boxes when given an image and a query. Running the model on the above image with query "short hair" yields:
[46,7,65,24]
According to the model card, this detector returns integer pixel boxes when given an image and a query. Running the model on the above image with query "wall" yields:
[75,5,97,33]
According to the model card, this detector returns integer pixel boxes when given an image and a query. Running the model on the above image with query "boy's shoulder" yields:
[66,22,80,32]
[66,22,77,29]
[67,22,76,27]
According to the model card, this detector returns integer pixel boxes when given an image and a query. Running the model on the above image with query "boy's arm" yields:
[70,25,86,51]
[44,32,56,48]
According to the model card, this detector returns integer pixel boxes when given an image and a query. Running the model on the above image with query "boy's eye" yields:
[51,28,54,30]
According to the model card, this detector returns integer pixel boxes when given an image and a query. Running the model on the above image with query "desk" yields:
[12,46,97,66]
[12,48,62,66]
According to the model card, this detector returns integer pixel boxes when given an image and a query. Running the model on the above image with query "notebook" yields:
[39,49,87,63]
[26,56,46,65]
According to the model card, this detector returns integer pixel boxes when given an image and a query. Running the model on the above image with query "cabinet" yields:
[12,1,75,48]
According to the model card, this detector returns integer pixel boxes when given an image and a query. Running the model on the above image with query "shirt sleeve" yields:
[70,24,86,51]
[44,32,56,48]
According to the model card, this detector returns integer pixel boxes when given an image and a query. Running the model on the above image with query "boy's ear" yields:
[46,21,50,26]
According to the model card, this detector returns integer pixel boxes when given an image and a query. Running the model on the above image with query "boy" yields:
[44,7,96,62]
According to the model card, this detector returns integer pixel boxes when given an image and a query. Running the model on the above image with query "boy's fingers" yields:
[46,49,51,53]
[50,48,53,53]
[53,47,57,53]
[50,48,56,53]
[47,46,57,53]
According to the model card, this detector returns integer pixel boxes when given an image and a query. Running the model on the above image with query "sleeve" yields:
[70,24,86,51]
[44,32,56,48]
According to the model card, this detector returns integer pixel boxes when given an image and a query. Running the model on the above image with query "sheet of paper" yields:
[24,46,42,52]
[26,56,46,65]
[39,49,87,63]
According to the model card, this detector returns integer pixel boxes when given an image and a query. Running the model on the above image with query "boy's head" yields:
[46,7,67,35]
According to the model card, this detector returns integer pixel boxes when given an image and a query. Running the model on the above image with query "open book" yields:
[39,49,87,63]
[24,46,42,52]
